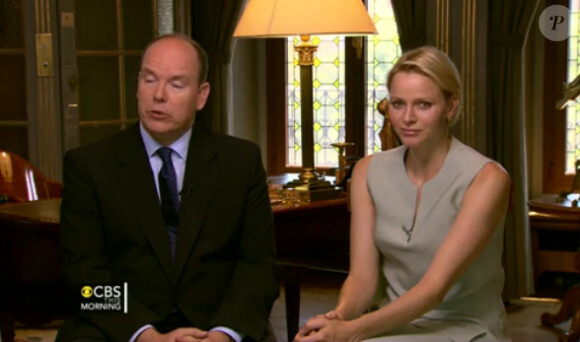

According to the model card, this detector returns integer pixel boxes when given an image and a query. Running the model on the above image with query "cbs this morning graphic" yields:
[79,283,128,313]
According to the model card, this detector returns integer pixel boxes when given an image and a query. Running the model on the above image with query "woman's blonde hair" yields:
[387,46,462,125]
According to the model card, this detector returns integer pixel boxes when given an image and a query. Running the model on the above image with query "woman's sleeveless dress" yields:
[365,137,510,342]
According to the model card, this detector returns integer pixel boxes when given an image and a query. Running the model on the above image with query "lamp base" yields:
[295,187,344,202]
[284,168,343,202]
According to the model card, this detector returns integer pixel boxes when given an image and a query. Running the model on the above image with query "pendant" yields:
[402,225,413,243]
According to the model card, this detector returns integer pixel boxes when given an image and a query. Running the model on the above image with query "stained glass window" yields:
[287,36,345,167]
[567,0,580,174]
[286,0,401,167]
[366,0,401,155]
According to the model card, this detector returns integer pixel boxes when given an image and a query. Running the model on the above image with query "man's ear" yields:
[196,82,211,110]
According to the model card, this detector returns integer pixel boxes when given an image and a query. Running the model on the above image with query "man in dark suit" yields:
[56,34,279,342]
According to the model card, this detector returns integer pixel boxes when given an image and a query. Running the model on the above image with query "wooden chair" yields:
[0,150,62,203]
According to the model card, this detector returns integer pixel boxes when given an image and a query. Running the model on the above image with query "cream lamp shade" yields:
[233,0,377,38]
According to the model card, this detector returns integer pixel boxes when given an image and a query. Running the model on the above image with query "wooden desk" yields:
[273,198,350,342]
[530,195,580,341]
[0,199,63,342]
[528,195,580,283]
[273,198,349,254]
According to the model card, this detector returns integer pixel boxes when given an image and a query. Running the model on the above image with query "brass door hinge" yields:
[35,33,53,77]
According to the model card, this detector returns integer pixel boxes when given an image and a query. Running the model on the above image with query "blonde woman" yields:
[296,46,511,342]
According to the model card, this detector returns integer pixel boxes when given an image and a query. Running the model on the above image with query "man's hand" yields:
[137,327,208,342]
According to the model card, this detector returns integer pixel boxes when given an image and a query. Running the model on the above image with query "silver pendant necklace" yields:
[402,225,414,243]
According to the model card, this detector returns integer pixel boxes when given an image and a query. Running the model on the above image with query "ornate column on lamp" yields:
[292,35,318,184]
[233,0,376,200]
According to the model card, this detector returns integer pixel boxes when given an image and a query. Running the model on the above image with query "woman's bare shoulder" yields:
[474,162,511,189]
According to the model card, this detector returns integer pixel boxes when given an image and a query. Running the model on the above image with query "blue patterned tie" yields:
[157,147,179,260]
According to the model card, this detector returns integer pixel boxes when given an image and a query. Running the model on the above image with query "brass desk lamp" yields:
[233,0,377,201]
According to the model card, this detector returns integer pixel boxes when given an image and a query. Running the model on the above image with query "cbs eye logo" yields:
[81,286,93,298]
[80,285,122,298]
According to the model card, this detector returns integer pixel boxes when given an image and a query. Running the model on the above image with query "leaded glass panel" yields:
[366,0,401,155]
[567,0,580,174]
[286,0,401,167]
[287,36,345,167]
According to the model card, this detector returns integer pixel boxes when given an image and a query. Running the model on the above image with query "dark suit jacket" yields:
[56,123,279,341]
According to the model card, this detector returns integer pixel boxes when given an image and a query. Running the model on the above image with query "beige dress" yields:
[365,137,510,342]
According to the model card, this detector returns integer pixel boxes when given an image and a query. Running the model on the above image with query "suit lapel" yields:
[174,124,219,275]
[113,124,176,283]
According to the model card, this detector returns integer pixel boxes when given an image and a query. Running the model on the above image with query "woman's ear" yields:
[446,94,460,120]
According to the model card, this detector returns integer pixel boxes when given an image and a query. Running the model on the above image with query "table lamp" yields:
[233,0,377,199]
